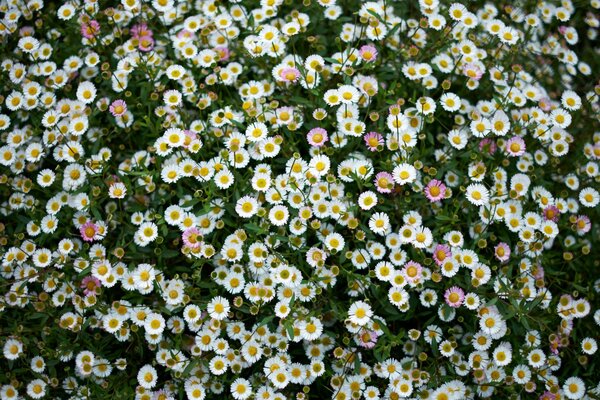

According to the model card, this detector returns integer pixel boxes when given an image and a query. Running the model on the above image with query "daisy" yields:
[307,127,328,147]
[137,364,157,389]
[444,286,465,308]
[76,81,97,103]
[543,205,560,222]
[462,63,483,80]
[494,242,511,262]
[214,169,235,189]
[374,172,394,194]
[561,90,582,111]
[245,122,269,142]
[563,377,585,400]
[440,92,461,112]
[358,191,378,210]
[80,276,101,296]
[3,339,23,360]
[499,26,519,45]
[137,222,158,243]
[108,182,127,199]
[424,179,446,202]
[363,131,384,151]
[144,313,165,335]
[550,108,572,128]
[402,261,423,283]
[80,221,99,242]
[235,196,259,218]
[359,44,378,62]
[369,212,390,235]
[207,296,230,320]
[412,226,433,249]
[579,187,599,207]
[182,227,202,249]
[338,85,360,104]
[581,338,598,355]
[416,96,436,115]
[432,244,451,266]
[279,67,300,83]
[448,129,468,149]
[466,184,490,206]
[268,205,289,226]
[392,163,417,185]
[109,99,127,116]
[298,317,323,341]
[26,379,46,399]
[348,300,373,326]
[480,313,503,335]
[505,136,526,157]
[574,215,591,235]
[230,378,252,400]
[81,20,100,39]
[324,232,345,252]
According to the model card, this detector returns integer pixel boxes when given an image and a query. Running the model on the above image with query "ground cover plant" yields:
[1,0,600,399]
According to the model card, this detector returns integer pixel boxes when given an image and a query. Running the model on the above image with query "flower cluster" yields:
[1,0,599,399]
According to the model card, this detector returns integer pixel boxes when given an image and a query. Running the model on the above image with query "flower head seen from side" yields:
[81,20,100,39]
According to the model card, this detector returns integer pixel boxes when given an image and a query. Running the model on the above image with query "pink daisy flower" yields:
[543,205,560,222]
[478,138,497,154]
[538,97,552,111]
[177,29,194,39]
[505,136,526,157]
[279,67,300,83]
[575,215,591,235]
[444,286,465,308]
[540,391,557,400]
[183,129,198,148]
[307,127,328,147]
[402,261,423,283]
[374,172,394,194]
[138,35,155,52]
[432,244,451,266]
[549,335,562,355]
[131,23,152,39]
[80,221,99,242]
[182,227,202,249]
[109,100,127,117]
[363,131,383,151]
[81,20,100,39]
[359,45,378,62]
[424,179,446,202]
[357,329,379,349]
[215,47,230,62]
[524,382,537,393]
[533,264,545,280]
[81,276,101,296]
[463,63,483,80]
[494,242,511,262]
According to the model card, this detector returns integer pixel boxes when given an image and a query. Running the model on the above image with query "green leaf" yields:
[284,321,295,340]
